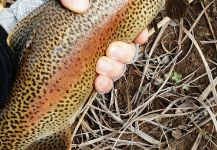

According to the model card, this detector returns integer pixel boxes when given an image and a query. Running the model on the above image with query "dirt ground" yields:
[111,0,217,149]
[115,0,217,149]
[73,0,217,149]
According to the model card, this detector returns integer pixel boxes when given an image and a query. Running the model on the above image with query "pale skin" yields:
[60,0,149,93]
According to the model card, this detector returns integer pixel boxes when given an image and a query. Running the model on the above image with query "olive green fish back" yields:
[1,0,162,149]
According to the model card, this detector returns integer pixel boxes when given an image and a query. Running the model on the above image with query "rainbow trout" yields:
[0,0,188,149]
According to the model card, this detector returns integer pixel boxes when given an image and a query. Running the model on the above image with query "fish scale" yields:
[0,0,162,149]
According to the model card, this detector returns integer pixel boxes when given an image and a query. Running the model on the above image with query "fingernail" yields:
[112,64,126,81]
[107,42,137,63]
[96,57,113,74]
[108,44,126,59]
[96,57,126,79]
[95,75,113,94]
[134,28,149,44]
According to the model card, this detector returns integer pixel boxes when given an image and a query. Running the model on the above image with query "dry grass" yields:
[3,0,217,149]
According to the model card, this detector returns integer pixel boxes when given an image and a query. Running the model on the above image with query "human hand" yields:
[95,29,149,93]
[61,0,149,93]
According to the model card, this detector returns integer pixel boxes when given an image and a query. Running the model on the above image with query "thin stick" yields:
[180,25,217,103]
[72,92,98,139]
[200,1,217,51]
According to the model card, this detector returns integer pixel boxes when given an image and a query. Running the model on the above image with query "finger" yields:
[106,41,137,64]
[96,56,126,79]
[60,0,89,13]
[95,75,113,93]
[133,28,149,44]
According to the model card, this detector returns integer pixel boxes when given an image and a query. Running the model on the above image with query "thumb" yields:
[60,0,89,13]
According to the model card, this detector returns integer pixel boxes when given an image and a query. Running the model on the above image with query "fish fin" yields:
[27,126,72,150]
[7,1,53,59]
[165,0,189,19]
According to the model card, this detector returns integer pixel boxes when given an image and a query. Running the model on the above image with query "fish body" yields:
[0,0,162,149]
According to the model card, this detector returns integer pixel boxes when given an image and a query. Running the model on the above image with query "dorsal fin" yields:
[165,0,189,19]
[7,0,52,61]
[26,127,72,150]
